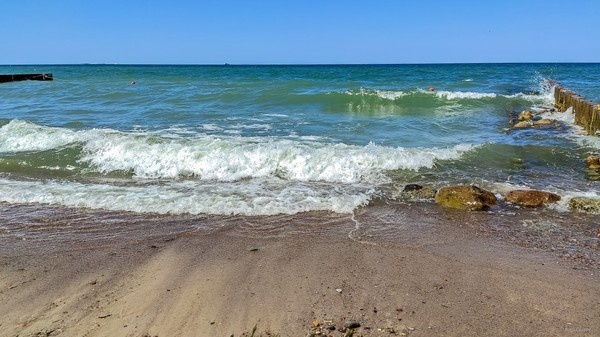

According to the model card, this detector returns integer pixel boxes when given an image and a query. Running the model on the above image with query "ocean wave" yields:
[0,120,82,152]
[341,88,552,103]
[81,132,476,183]
[0,120,478,184]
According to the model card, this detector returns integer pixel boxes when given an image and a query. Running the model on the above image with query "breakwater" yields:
[0,73,53,83]
[554,85,600,135]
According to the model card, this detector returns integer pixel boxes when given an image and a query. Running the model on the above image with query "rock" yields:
[568,197,600,214]
[586,156,600,169]
[401,184,436,200]
[505,190,561,207]
[533,119,554,126]
[434,185,497,211]
[325,325,336,331]
[518,110,534,121]
[344,321,361,329]
[403,184,424,192]
[514,120,533,128]
[379,184,436,201]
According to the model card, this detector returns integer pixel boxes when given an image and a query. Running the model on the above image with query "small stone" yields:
[402,184,423,192]
[335,288,342,293]
[325,325,336,331]
[514,120,533,128]
[505,190,561,207]
[518,110,534,121]
[586,156,600,169]
[344,321,361,329]
[533,119,554,126]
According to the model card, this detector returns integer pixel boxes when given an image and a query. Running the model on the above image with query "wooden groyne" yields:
[0,73,53,83]
[554,85,600,135]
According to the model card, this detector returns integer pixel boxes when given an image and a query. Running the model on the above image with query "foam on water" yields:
[0,120,81,152]
[549,191,600,214]
[0,120,478,184]
[434,90,497,100]
[0,177,372,215]
[84,137,478,183]
[342,88,553,104]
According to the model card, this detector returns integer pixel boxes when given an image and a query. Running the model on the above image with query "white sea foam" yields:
[343,88,550,103]
[0,121,478,184]
[0,121,481,215]
[0,178,372,215]
[435,90,497,100]
[81,133,477,183]
[373,89,409,100]
[548,190,600,214]
[539,107,600,150]
[0,120,81,152]
[344,88,409,100]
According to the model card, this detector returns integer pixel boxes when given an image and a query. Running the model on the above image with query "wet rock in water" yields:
[518,110,534,121]
[505,190,561,207]
[434,185,497,211]
[568,197,600,214]
[514,120,533,128]
[533,119,555,126]
[586,156,600,170]
[344,321,361,329]
[401,184,436,200]
[379,183,435,202]
[403,184,424,192]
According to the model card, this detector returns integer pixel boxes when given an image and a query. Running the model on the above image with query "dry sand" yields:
[0,204,599,337]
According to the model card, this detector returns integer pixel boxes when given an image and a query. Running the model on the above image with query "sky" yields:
[1,0,599,64]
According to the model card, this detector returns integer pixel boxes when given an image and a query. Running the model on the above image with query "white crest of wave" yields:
[0,120,81,152]
[0,121,477,183]
[435,91,497,100]
[344,88,409,100]
[81,134,477,183]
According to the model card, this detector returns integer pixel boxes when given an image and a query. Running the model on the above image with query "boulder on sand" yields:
[505,190,561,207]
[435,185,497,211]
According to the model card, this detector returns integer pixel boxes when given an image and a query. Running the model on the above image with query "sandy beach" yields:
[0,203,598,337]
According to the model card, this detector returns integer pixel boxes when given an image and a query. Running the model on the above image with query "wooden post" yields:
[553,84,600,136]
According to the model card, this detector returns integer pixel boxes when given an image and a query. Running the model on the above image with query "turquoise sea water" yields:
[0,64,599,216]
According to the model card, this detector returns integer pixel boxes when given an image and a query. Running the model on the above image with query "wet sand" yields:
[0,203,599,336]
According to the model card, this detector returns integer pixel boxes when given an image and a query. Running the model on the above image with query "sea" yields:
[1,64,599,253]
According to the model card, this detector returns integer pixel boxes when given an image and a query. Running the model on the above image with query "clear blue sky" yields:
[2,0,599,64]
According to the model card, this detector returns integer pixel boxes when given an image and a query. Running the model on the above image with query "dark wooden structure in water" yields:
[554,85,600,136]
[0,73,53,83]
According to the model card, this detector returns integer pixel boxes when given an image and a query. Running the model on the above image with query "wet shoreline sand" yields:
[1,202,599,336]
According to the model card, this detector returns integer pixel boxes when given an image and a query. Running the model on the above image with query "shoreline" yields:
[1,203,598,336]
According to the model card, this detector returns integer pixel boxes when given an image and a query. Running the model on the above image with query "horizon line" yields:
[2,61,600,67]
